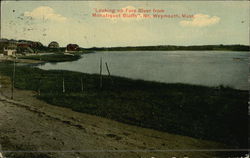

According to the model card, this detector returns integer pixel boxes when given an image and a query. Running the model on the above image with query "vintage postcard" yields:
[0,1,249,158]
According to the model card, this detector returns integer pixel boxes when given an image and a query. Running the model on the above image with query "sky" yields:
[1,1,249,48]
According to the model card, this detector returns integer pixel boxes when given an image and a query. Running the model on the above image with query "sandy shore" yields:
[0,56,44,64]
[0,75,225,158]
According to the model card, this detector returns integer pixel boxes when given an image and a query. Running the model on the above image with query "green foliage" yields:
[0,62,248,148]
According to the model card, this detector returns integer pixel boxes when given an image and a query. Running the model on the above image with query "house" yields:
[18,40,43,52]
[0,40,8,54]
[3,44,17,56]
[66,44,80,52]
[17,43,34,55]
[0,39,42,56]
[3,48,17,56]
[48,41,59,48]
[2,42,17,56]
[0,39,16,55]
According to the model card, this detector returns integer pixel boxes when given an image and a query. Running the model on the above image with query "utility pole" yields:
[62,77,65,93]
[81,76,84,92]
[38,63,42,96]
[38,79,41,96]
[99,57,103,89]
[105,62,114,84]
[11,59,15,99]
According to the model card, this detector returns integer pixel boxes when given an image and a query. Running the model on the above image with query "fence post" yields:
[100,57,103,89]
[11,59,15,99]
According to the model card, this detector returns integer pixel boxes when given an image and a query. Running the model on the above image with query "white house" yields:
[3,48,17,56]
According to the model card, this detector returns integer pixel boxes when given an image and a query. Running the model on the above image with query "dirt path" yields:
[0,76,224,158]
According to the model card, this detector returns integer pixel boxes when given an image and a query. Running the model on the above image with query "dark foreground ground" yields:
[0,61,248,157]
[0,81,231,158]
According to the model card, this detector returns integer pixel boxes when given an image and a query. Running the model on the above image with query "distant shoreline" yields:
[0,46,248,64]
[85,44,250,51]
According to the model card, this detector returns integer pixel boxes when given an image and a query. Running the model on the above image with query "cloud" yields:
[179,14,220,27]
[24,6,67,22]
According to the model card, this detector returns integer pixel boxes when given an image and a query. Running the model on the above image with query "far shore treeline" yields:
[85,44,250,51]
[40,44,250,52]
[0,38,249,53]
[38,44,250,52]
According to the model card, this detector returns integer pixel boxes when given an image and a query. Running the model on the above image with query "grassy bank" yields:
[0,62,248,149]
[18,53,81,62]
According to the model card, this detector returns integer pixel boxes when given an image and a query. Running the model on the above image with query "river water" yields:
[39,51,249,90]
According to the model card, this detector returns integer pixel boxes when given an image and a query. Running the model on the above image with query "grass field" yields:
[0,61,248,149]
